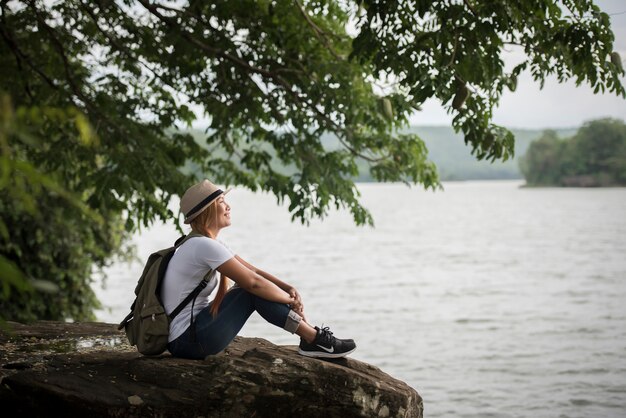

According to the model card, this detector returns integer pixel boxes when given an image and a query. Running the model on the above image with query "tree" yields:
[1,0,624,321]
[520,118,626,186]
[519,130,564,186]
[0,94,131,322]
[567,118,626,180]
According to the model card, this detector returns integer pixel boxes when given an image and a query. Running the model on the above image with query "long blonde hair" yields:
[190,202,230,317]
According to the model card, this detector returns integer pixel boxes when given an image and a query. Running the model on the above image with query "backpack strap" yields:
[167,231,212,320]
[169,272,211,320]
[174,231,204,248]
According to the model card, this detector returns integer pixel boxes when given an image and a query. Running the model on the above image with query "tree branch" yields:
[463,0,478,16]
[29,2,143,141]
[294,0,344,61]
[79,2,178,92]
[0,6,59,92]
[444,33,459,68]
[33,9,93,108]
[138,0,275,78]
[137,0,386,163]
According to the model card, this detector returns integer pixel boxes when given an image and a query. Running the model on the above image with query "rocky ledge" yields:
[0,321,423,417]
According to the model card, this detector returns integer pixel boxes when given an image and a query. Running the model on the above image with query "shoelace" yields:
[317,325,336,346]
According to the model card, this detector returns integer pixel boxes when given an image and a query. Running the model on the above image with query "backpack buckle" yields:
[151,314,156,321]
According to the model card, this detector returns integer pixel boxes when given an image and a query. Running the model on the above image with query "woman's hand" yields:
[287,286,307,322]
[287,286,302,304]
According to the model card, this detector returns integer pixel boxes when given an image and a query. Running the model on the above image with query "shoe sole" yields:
[297,347,356,358]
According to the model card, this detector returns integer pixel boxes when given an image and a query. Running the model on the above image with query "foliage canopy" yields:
[0,0,624,321]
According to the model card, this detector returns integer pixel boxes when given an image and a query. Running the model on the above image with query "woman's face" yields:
[214,195,231,230]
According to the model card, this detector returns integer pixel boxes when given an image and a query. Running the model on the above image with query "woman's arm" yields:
[217,257,294,305]
[236,256,303,303]
[234,255,306,320]
[235,255,290,290]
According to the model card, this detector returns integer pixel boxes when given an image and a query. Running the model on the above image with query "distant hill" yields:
[394,125,578,181]
[346,125,578,181]
[183,125,579,182]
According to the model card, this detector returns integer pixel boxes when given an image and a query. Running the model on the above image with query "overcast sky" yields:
[410,0,626,129]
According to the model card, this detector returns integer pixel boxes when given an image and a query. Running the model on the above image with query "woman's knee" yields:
[253,297,298,328]
[222,287,255,309]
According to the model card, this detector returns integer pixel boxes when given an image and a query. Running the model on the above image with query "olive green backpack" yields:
[118,232,210,355]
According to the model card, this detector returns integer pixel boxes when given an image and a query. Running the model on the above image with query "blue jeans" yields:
[168,287,302,359]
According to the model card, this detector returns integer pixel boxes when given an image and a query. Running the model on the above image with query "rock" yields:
[1,321,423,417]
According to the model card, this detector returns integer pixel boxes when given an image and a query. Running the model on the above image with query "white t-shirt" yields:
[162,236,234,342]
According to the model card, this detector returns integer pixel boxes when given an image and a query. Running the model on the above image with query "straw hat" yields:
[180,180,230,224]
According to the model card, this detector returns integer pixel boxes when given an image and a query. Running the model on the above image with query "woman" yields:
[163,179,356,360]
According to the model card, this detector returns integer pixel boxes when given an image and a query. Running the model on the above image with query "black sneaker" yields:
[298,326,356,358]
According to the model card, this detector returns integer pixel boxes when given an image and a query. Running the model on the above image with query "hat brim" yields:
[183,188,231,224]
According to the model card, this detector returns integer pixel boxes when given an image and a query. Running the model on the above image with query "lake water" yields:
[94,180,626,418]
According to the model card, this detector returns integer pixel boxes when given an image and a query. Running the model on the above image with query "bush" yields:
[0,97,130,323]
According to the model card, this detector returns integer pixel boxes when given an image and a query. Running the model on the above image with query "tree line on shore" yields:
[520,118,626,187]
